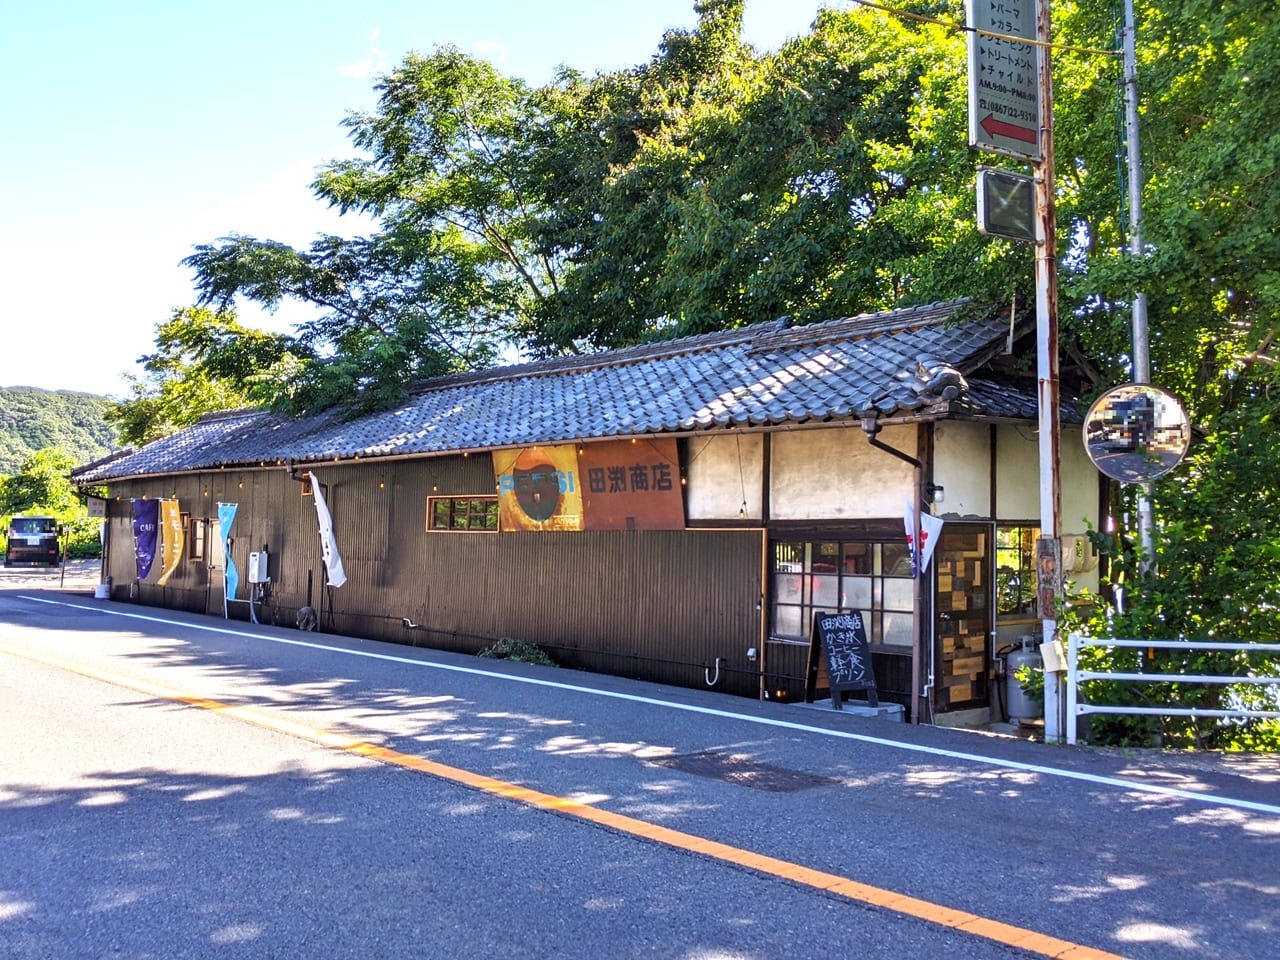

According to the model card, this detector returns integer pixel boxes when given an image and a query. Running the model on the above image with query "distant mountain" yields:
[0,387,118,476]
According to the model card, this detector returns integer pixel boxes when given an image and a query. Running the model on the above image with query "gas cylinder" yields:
[1005,635,1044,721]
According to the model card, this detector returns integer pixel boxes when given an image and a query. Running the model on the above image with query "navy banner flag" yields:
[132,498,160,581]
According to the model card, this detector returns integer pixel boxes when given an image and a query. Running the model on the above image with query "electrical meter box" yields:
[247,551,270,583]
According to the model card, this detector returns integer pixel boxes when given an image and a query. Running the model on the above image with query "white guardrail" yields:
[1065,633,1280,745]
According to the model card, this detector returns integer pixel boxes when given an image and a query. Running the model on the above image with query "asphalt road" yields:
[1,575,1277,959]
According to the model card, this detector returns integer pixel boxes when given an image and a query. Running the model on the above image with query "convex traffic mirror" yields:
[1083,383,1190,483]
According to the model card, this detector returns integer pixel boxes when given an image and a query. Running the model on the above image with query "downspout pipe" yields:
[860,416,927,724]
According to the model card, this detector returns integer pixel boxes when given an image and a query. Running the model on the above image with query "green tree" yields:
[0,387,115,475]
[105,306,300,446]
[0,447,105,560]
[1066,367,1280,749]
[1054,0,1279,409]
[537,3,1026,352]
[0,448,79,515]
[182,2,1038,406]
[185,47,557,416]
[1041,0,1280,748]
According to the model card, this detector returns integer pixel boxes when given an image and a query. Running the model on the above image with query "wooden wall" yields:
[101,456,766,698]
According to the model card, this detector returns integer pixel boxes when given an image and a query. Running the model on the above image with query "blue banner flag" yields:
[217,502,239,600]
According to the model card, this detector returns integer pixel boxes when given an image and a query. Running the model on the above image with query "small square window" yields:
[426,496,499,532]
[187,516,206,561]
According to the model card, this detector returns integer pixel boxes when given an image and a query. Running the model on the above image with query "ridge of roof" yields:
[407,299,974,396]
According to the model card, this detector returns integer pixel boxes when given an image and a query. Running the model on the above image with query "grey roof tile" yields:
[72,299,1051,483]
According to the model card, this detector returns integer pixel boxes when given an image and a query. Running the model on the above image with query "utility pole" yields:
[1123,0,1156,571]
[1034,0,1064,744]
[966,0,1064,740]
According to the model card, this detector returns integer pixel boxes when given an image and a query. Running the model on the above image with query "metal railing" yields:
[1065,633,1280,745]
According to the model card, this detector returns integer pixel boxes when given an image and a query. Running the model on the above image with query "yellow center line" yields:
[1,640,1125,960]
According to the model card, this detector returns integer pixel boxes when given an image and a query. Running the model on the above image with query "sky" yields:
[0,1,834,398]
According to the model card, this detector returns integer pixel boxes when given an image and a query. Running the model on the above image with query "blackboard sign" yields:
[805,611,878,710]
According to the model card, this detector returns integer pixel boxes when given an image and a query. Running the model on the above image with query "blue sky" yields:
[0,1,832,397]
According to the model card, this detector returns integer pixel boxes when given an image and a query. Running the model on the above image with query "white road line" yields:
[18,594,1280,818]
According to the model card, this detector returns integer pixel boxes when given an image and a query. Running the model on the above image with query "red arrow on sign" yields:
[980,114,1037,145]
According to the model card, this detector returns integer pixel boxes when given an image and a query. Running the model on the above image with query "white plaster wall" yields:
[992,423,1098,534]
[994,422,1040,521]
[684,434,765,520]
[1061,432,1101,536]
[771,424,914,519]
[932,421,991,519]
[685,421,1100,534]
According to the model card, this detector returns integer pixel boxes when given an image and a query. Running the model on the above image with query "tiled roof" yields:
[73,299,1044,483]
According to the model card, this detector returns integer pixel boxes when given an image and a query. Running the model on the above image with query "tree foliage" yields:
[532,3,1026,351]
[1048,0,1280,747]
[182,0,1036,412]
[0,448,80,516]
[0,387,115,476]
[172,0,1277,414]
[104,306,300,446]
[1054,0,1280,415]
[185,48,551,416]
[0,448,105,560]
[1066,371,1280,749]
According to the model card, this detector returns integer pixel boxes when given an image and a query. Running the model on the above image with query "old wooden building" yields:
[73,300,1102,723]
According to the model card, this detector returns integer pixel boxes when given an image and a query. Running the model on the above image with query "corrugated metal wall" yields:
[103,456,766,699]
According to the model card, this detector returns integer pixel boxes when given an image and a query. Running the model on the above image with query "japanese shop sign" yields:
[578,439,684,531]
[966,0,1041,160]
[805,611,880,710]
[493,438,685,532]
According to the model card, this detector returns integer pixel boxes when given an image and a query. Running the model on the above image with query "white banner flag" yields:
[905,499,945,577]
[309,472,347,588]
[919,511,945,575]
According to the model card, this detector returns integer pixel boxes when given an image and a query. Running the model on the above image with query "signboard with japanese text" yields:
[155,498,184,586]
[493,439,686,532]
[805,611,879,710]
[966,0,1041,160]
[578,438,685,531]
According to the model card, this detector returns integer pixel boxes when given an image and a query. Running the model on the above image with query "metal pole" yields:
[1035,0,1064,743]
[1066,632,1079,744]
[1123,0,1157,571]
[912,461,924,725]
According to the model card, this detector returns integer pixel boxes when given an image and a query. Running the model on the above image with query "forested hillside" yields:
[0,387,117,475]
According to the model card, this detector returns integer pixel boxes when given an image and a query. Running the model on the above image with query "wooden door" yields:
[934,525,992,713]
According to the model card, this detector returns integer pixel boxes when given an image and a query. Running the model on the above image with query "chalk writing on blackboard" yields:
[806,611,878,710]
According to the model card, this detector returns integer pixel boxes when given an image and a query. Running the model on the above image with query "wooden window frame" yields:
[186,515,207,561]
[995,523,1040,619]
[426,496,499,533]
[770,539,915,650]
